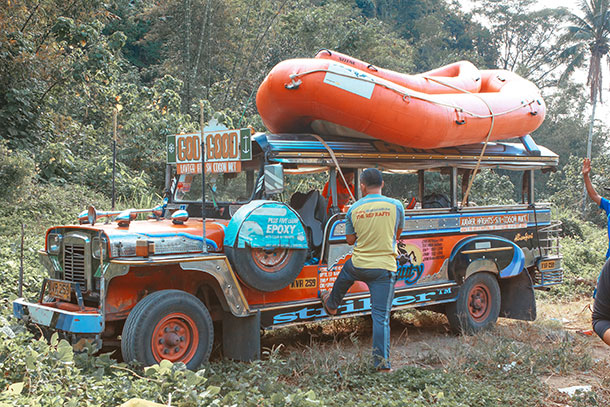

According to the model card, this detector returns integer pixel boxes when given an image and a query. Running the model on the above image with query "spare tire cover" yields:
[224,200,308,292]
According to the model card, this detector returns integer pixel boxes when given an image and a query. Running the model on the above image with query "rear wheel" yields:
[227,246,306,292]
[121,290,213,369]
[446,272,500,334]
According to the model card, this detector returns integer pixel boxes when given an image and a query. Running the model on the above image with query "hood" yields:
[49,218,229,258]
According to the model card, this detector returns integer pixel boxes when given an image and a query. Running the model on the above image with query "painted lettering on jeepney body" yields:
[269,286,456,325]
[460,214,529,232]
[396,242,424,285]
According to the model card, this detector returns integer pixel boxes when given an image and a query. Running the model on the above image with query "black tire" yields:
[121,289,213,370]
[446,272,500,334]
[226,246,306,292]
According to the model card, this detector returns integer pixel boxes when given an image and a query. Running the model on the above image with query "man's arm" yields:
[346,233,356,245]
[583,158,602,206]
[396,228,403,240]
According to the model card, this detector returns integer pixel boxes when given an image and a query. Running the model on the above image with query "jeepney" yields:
[13,129,562,369]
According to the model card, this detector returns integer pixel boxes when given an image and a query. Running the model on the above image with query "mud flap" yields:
[499,271,536,321]
[222,310,261,362]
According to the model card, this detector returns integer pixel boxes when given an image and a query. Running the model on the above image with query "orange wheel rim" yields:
[251,248,292,273]
[151,313,199,363]
[467,283,491,322]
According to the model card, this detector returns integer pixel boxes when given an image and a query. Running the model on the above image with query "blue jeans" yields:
[327,259,396,369]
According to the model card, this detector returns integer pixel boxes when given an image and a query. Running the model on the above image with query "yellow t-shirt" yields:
[345,194,405,271]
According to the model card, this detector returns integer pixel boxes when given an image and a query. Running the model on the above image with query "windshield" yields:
[174,171,254,203]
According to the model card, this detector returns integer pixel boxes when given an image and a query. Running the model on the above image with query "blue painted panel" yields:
[13,299,103,334]
[224,200,308,249]
[449,235,525,279]
[329,209,551,240]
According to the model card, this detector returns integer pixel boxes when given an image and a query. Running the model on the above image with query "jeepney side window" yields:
[382,172,422,208]
[174,171,254,202]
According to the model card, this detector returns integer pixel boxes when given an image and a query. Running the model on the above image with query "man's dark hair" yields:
[361,168,383,187]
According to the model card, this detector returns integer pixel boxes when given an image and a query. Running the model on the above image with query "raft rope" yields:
[287,69,536,119]
[311,134,356,203]
[287,68,541,207]
[420,75,495,207]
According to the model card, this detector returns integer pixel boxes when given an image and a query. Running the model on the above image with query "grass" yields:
[0,183,609,405]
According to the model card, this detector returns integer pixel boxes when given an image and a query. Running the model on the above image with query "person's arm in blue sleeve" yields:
[583,158,602,206]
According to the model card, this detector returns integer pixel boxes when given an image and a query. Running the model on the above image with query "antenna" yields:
[200,101,208,254]
[112,107,118,210]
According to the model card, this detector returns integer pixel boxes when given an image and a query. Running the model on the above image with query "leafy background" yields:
[1,0,610,405]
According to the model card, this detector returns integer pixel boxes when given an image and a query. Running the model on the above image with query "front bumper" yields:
[13,298,104,334]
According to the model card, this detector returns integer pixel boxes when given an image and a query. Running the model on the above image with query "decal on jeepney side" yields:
[230,202,308,249]
[318,264,343,291]
[267,286,457,325]
[460,214,529,232]
[396,242,424,284]
[395,239,449,287]
[322,238,453,291]
[514,232,533,242]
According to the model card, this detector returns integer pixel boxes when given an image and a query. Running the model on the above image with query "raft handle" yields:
[455,109,466,125]
[528,100,538,116]
[367,64,379,72]
[285,75,302,90]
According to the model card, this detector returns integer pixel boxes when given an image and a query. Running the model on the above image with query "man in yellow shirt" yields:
[320,168,404,372]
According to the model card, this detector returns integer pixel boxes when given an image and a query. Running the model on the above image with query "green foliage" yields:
[1,0,610,404]
[0,142,36,202]
[472,0,569,87]
[539,207,607,300]
[358,0,498,70]
[548,154,610,224]
[0,318,598,406]
[0,330,225,407]
[469,169,516,205]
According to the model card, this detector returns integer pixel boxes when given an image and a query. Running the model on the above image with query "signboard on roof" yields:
[167,121,251,174]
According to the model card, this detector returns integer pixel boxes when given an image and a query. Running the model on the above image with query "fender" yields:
[223,200,308,250]
[449,235,525,283]
[106,256,251,318]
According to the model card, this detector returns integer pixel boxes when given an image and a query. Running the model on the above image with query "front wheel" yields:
[446,272,500,334]
[121,290,213,370]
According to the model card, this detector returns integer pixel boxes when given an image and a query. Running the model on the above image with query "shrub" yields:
[0,141,35,202]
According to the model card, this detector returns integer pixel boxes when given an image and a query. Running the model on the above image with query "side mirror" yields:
[264,164,284,195]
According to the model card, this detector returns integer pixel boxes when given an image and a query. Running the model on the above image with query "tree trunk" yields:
[183,0,192,113]
[582,98,598,213]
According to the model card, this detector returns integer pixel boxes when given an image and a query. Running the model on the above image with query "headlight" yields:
[47,231,62,254]
[92,236,108,259]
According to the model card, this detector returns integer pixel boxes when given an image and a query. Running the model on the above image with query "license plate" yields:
[539,260,556,271]
[48,280,72,301]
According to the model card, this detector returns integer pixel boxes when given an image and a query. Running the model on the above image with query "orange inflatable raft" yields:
[256,51,546,149]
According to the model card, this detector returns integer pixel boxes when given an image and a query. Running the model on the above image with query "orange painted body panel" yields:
[239,264,320,305]
[105,266,217,320]
[315,49,482,94]
[256,55,546,149]
[239,234,468,307]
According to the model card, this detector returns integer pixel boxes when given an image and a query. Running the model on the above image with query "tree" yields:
[561,0,610,160]
[560,0,610,211]
[472,0,569,87]
[356,0,498,71]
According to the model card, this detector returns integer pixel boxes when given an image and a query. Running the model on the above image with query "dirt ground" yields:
[262,298,610,401]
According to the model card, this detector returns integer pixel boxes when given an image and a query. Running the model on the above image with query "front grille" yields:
[64,242,86,290]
